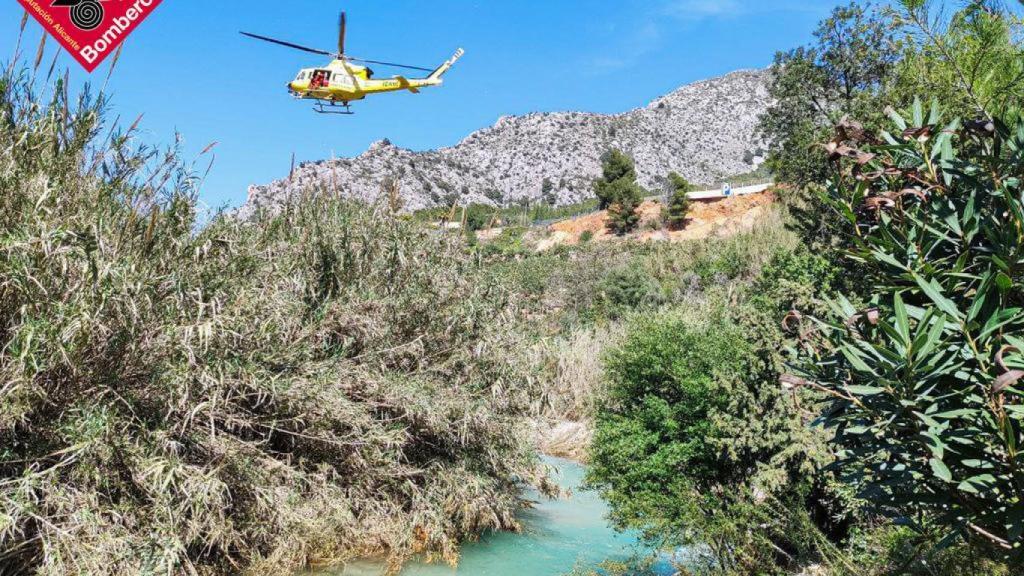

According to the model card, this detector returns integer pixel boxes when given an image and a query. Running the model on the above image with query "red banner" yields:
[16,0,164,73]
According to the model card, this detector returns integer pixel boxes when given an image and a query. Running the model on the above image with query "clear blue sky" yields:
[1,0,842,209]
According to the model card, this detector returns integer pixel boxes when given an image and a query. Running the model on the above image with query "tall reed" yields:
[0,66,542,575]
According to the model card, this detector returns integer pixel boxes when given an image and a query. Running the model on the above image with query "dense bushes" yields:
[890,1,1024,119]
[0,70,541,574]
[584,235,845,573]
[488,206,796,332]
[588,313,753,532]
[756,0,1024,568]
[596,264,663,318]
[581,1,1024,574]
[463,202,496,230]
[789,101,1024,557]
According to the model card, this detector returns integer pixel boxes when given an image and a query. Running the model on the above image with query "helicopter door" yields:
[311,70,330,89]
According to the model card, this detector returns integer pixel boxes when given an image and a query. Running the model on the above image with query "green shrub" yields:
[586,303,835,574]
[596,264,660,317]
[840,523,1014,576]
[482,226,529,258]
[750,246,840,316]
[0,68,540,575]
[575,221,857,574]
[463,202,496,231]
[587,313,752,535]
[579,230,594,243]
[789,100,1024,557]
[692,238,759,283]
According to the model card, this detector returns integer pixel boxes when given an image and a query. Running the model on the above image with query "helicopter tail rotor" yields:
[427,48,465,81]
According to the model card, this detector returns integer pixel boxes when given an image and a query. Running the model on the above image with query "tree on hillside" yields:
[541,177,556,206]
[594,150,638,209]
[759,2,901,187]
[607,201,641,235]
[594,150,645,235]
[664,172,693,230]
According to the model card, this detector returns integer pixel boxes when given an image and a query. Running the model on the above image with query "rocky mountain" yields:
[242,69,772,215]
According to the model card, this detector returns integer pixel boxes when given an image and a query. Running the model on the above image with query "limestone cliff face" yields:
[242,69,771,215]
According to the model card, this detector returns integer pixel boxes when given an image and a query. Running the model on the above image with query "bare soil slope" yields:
[536,191,777,250]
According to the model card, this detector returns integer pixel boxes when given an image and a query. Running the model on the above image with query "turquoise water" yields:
[317,458,679,576]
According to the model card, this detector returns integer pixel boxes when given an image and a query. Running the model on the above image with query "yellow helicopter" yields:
[242,12,463,115]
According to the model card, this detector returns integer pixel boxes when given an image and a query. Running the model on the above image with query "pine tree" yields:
[607,200,641,234]
[665,172,693,229]
[594,150,645,234]
[594,150,637,209]
[541,177,556,206]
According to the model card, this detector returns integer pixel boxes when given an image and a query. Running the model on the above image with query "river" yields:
[312,457,681,576]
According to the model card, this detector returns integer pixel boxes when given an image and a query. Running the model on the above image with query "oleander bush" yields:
[788,99,1024,558]
[0,68,542,575]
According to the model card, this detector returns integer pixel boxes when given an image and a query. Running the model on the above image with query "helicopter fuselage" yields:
[288,59,442,103]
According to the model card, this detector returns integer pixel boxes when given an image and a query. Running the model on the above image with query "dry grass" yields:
[0,67,544,575]
[536,325,627,422]
[535,420,593,462]
[531,325,626,462]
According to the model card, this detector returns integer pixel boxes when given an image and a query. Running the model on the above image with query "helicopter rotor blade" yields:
[242,27,433,73]
[344,56,433,73]
[240,32,337,58]
[338,12,347,56]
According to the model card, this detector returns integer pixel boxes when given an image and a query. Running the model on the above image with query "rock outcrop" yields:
[242,69,771,215]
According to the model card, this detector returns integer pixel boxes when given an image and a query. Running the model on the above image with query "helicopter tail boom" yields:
[393,76,422,93]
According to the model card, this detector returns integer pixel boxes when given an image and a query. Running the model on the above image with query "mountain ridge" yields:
[242,68,772,216]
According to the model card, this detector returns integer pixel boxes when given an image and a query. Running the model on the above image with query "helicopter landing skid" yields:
[314,101,354,115]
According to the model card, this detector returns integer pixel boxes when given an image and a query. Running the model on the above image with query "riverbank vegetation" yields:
[581,0,1024,575]
[0,66,546,575]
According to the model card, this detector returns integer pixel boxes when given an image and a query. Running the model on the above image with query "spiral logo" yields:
[69,1,104,31]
